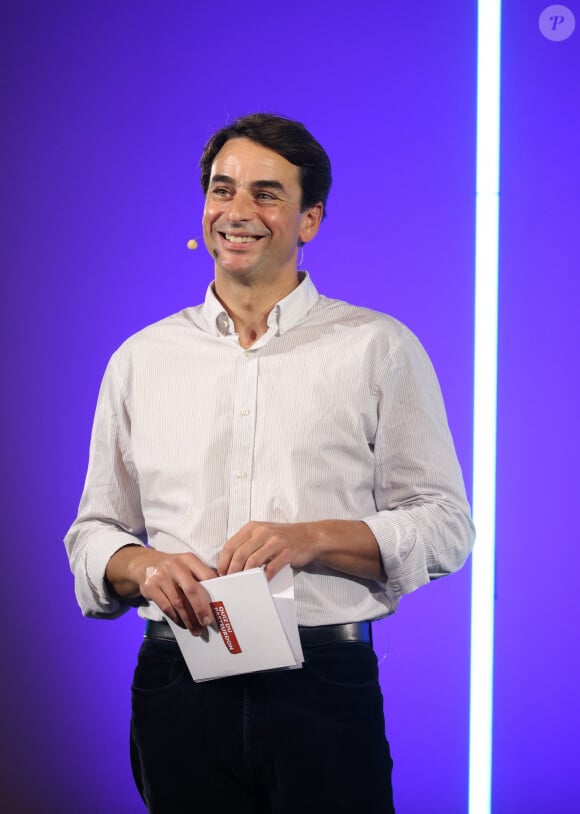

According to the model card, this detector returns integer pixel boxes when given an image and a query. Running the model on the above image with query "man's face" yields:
[202,137,321,285]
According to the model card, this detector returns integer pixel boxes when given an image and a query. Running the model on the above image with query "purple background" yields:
[1,1,577,812]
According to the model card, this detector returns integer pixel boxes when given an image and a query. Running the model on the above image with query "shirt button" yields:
[240,408,250,416]
[244,350,254,358]
[235,469,247,479]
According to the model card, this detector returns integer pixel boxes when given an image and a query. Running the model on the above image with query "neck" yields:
[214,269,300,348]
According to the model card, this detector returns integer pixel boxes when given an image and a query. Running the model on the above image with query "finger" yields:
[262,550,292,580]
[180,580,213,631]
[237,541,278,573]
[218,527,255,575]
[182,553,218,582]
[142,561,211,634]
[216,545,233,577]
[164,568,213,634]
[231,531,287,574]
[144,582,195,632]
[218,521,267,573]
[225,539,267,574]
[170,586,205,634]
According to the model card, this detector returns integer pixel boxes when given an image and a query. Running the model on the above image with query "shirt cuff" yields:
[361,515,430,597]
[80,532,145,618]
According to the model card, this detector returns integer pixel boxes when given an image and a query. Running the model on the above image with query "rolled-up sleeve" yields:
[64,357,146,618]
[363,330,475,597]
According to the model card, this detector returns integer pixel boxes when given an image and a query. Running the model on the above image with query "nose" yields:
[226,191,254,223]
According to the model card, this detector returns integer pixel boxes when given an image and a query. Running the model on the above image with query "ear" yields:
[298,202,324,245]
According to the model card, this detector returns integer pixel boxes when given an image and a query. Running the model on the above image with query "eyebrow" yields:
[210,174,287,194]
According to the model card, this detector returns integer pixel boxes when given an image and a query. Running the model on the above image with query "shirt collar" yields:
[202,271,319,338]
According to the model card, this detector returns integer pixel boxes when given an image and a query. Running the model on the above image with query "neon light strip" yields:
[469,1,502,812]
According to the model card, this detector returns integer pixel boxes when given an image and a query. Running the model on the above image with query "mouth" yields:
[219,232,265,245]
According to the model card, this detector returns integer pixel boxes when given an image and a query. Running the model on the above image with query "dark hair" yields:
[199,113,332,217]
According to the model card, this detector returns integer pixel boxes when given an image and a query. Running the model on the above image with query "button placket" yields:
[226,350,259,537]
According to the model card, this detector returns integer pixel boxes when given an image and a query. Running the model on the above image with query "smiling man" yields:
[65,113,475,813]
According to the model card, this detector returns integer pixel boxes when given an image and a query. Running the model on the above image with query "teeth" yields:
[224,234,258,244]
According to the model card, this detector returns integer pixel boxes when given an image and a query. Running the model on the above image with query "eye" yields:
[212,186,231,197]
[256,192,275,201]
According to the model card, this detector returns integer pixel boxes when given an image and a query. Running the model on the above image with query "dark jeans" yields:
[130,636,395,813]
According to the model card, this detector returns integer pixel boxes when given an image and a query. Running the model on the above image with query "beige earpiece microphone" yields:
[186,239,198,250]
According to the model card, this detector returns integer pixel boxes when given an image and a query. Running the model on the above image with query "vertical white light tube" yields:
[469,1,502,813]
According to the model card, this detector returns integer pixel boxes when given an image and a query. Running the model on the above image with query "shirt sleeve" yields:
[64,355,146,618]
[362,330,475,597]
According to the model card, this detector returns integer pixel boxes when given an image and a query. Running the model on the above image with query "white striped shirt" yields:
[65,273,474,625]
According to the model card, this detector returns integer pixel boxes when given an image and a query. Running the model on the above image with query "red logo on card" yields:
[210,601,242,654]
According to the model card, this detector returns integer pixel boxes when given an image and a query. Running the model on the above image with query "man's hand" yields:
[106,546,217,635]
[217,520,385,582]
[217,521,319,580]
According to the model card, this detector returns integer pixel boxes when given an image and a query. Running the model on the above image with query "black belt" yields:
[145,620,372,648]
